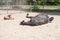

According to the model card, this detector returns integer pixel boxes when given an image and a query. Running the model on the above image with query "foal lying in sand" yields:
[4,15,14,20]
[20,13,54,26]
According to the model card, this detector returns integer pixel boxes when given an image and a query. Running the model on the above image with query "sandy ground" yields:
[0,10,60,40]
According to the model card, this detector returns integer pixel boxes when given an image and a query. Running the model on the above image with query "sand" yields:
[0,10,60,40]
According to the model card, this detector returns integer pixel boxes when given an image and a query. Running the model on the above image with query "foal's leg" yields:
[20,20,31,25]
[26,13,33,18]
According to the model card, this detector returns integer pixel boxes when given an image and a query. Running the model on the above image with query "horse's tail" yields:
[49,17,54,23]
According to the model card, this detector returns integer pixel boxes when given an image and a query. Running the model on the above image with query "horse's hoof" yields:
[20,20,25,25]
[27,13,29,15]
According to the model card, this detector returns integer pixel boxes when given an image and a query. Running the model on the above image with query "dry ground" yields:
[0,10,60,40]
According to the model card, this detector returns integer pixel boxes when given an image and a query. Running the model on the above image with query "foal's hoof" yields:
[20,20,24,25]
[27,13,29,15]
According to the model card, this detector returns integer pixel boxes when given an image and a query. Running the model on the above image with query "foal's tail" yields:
[49,17,54,23]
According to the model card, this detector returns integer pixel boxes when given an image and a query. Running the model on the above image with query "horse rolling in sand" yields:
[20,13,54,26]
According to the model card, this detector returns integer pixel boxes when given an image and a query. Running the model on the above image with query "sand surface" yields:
[0,10,60,40]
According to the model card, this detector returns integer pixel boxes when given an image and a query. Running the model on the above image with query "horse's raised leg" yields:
[26,13,33,19]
